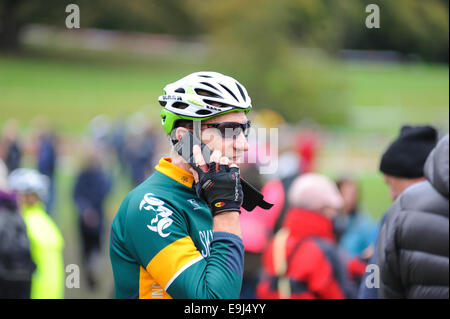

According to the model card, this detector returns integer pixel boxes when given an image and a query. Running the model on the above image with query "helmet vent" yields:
[198,75,212,78]
[172,102,189,109]
[220,84,239,102]
[195,88,221,98]
[200,82,219,91]
[236,83,246,102]
[175,88,185,93]
[203,99,228,108]
[196,109,213,115]
[159,101,167,107]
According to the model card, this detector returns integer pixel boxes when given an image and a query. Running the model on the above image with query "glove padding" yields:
[193,162,243,216]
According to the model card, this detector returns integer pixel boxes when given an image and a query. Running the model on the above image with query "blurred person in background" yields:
[377,134,449,298]
[8,168,65,299]
[239,150,304,298]
[239,163,266,299]
[33,116,59,215]
[335,177,376,258]
[257,173,365,299]
[73,144,113,290]
[110,118,128,175]
[124,122,157,186]
[269,151,302,235]
[89,115,112,149]
[0,159,35,298]
[1,119,22,173]
[294,130,320,174]
[358,125,438,299]
[380,125,438,202]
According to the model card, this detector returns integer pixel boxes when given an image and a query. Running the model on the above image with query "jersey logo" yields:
[187,199,202,210]
[139,193,173,238]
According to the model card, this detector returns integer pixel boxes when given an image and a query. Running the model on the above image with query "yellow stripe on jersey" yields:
[139,267,172,299]
[155,157,194,188]
[146,236,203,292]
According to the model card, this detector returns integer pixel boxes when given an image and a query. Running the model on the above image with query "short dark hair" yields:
[173,119,194,130]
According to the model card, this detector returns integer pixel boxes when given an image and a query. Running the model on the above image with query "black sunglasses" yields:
[202,120,251,138]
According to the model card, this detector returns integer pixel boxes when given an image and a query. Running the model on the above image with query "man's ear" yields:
[175,126,189,142]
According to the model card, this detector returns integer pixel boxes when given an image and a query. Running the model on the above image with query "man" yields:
[377,134,448,298]
[380,125,438,201]
[1,119,22,173]
[36,128,58,214]
[110,72,252,299]
[73,145,112,290]
[358,125,438,298]
[256,173,364,299]
[8,168,65,299]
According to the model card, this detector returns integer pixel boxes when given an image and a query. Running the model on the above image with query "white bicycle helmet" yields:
[8,168,50,202]
[159,71,252,134]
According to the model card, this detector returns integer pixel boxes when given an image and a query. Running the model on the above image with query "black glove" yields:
[193,162,243,216]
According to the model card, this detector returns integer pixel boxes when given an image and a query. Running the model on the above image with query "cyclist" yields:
[110,71,253,299]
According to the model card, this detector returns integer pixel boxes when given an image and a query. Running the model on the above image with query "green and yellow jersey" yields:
[110,157,244,299]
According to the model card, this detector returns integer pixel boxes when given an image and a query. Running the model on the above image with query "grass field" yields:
[1,45,448,133]
[1,45,448,298]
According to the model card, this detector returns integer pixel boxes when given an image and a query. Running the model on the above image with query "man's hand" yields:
[189,145,243,216]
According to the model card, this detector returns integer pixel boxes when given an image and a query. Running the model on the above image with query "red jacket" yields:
[256,208,365,299]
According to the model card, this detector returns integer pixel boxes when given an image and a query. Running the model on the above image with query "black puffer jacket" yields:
[377,134,449,299]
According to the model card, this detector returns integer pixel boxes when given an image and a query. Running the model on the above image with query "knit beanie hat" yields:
[380,125,438,178]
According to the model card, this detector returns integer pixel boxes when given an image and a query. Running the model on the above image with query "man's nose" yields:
[234,132,249,152]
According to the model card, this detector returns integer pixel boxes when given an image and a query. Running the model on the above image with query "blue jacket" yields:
[73,165,112,232]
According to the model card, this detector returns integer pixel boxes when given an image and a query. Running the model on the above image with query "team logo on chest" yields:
[139,193,173,238]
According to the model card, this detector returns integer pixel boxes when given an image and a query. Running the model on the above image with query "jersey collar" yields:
[155,157,194,188]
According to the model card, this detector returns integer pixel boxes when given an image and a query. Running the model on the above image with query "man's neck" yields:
[170,151,193,174]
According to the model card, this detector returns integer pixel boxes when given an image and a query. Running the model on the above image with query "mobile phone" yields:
[175,131,273,212]
[174,130,211,166]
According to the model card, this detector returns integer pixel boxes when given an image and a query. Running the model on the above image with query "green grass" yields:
[1,46,448,133]
[0,46,206,133]
[343,62,449,109]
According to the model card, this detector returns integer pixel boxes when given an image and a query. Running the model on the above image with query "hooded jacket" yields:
[256,208,364,299]
[377,134,449,298]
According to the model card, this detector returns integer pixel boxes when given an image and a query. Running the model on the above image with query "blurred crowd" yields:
[0,113,160,298]
[238,121,448,299]
[0,113,448,299]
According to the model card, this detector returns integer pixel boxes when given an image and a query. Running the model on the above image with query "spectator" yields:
[1,119,22,173]
[239,152,305,298]
[239,163,266,299]
[8,168,65,299]
[73,149,112,290]
[257,173,364,299]
[358,125,438,299]
[124,125,156,186]
[110,118,127,174]
[380,125,438,201]
[335,177,376,257]
[36,129,58,214]
[0,160,35,299]
[377,134,449,298]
